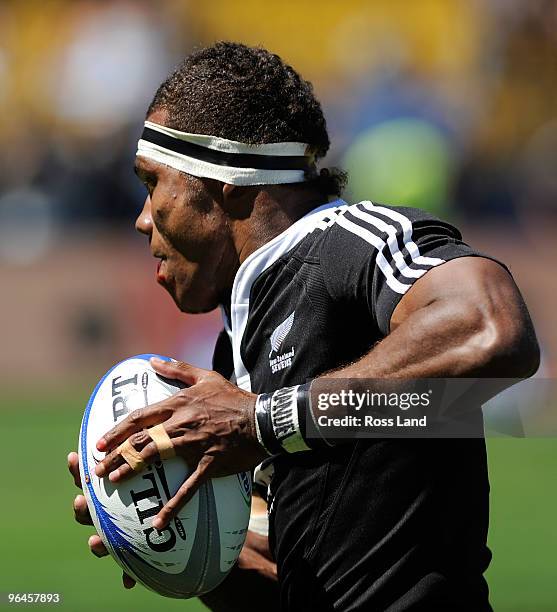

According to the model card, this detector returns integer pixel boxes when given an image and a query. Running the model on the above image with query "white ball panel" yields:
[78,354,251,598]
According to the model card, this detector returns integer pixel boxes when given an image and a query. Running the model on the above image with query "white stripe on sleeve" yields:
[348,205,428,279]
[335,213,413,294]
[362,202,445,267]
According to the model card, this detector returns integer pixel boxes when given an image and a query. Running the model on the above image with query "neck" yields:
[235,188,326,265]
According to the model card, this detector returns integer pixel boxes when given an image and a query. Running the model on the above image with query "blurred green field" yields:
[1,392,556,611]
[0,391,205,612]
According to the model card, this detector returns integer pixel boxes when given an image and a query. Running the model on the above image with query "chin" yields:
[175,291,220,314]
[179,303,216,314]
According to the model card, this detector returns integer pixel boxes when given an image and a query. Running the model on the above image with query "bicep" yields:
[390,256,525,333]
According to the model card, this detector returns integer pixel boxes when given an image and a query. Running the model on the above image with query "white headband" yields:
[136,121,316,185]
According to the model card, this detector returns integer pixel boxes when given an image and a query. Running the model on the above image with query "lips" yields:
[154,254,167,283]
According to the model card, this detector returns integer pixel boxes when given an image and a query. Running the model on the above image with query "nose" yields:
[135,196,153,236]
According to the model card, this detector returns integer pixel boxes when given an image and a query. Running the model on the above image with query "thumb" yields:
[150,358,206,386]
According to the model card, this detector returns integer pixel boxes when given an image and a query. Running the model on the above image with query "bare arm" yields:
[323,257,540,380]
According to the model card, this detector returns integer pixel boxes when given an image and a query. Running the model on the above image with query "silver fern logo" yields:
[269,311,296,373]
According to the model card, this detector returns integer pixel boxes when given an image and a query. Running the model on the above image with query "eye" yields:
[144,177,156,196]
[134,166,157,195]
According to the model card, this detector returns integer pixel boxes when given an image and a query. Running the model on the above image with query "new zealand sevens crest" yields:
[268,311,295,373]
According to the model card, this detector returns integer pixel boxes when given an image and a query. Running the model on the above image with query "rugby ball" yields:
[78,354,251,598]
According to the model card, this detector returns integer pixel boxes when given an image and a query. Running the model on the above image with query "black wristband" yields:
[255,383,327,454]
[255,392,282,455]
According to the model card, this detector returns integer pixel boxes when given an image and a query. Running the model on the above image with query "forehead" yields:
[135,107,172,173]
[147,108,168,125]
[134,154,163,174]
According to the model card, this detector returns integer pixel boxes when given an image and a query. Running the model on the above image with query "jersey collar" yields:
[225,199,346,391]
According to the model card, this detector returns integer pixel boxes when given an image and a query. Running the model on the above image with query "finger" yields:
[88,534,108,558]
[73,495,93,526]
[67,452,82,489]
[153,456,213,530]
[96,430,156,477]
[150,357,206,386]
[123,572,136,589]
[237,548,278,581]
[96,400,172,452]
[244,530,273,560]
[107,440,160,483]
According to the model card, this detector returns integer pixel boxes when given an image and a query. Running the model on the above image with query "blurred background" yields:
[0,0,556,610]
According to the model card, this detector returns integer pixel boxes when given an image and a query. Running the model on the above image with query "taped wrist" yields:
[255,382,332,453]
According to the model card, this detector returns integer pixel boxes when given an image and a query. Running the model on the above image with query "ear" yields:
[222,183,236,200]
[220,182,256,221]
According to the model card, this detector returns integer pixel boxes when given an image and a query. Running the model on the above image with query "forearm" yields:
[315,275,539,423]
[306,298,516,431]
[326,299,503,380]
[327,260,539,381]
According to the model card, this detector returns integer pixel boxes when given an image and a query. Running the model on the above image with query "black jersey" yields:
[215,199,494,611]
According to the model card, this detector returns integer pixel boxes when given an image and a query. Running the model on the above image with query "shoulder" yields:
[255,199,468,302]
[311,201,461,273]
[319,201,462,251]
[268,200,461,266]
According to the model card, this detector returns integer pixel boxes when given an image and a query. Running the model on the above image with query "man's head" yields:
[135,42,344,313]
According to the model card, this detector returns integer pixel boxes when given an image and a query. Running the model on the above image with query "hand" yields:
[67,451,136,589]
[199,528,279,612]
[237,530,277,582]
[94,358,269,530]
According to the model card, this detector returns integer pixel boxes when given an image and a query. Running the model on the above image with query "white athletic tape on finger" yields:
[147,423,176,460]
[117,438,146,471]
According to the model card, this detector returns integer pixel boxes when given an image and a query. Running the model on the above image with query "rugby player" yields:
[68,42,540,611]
